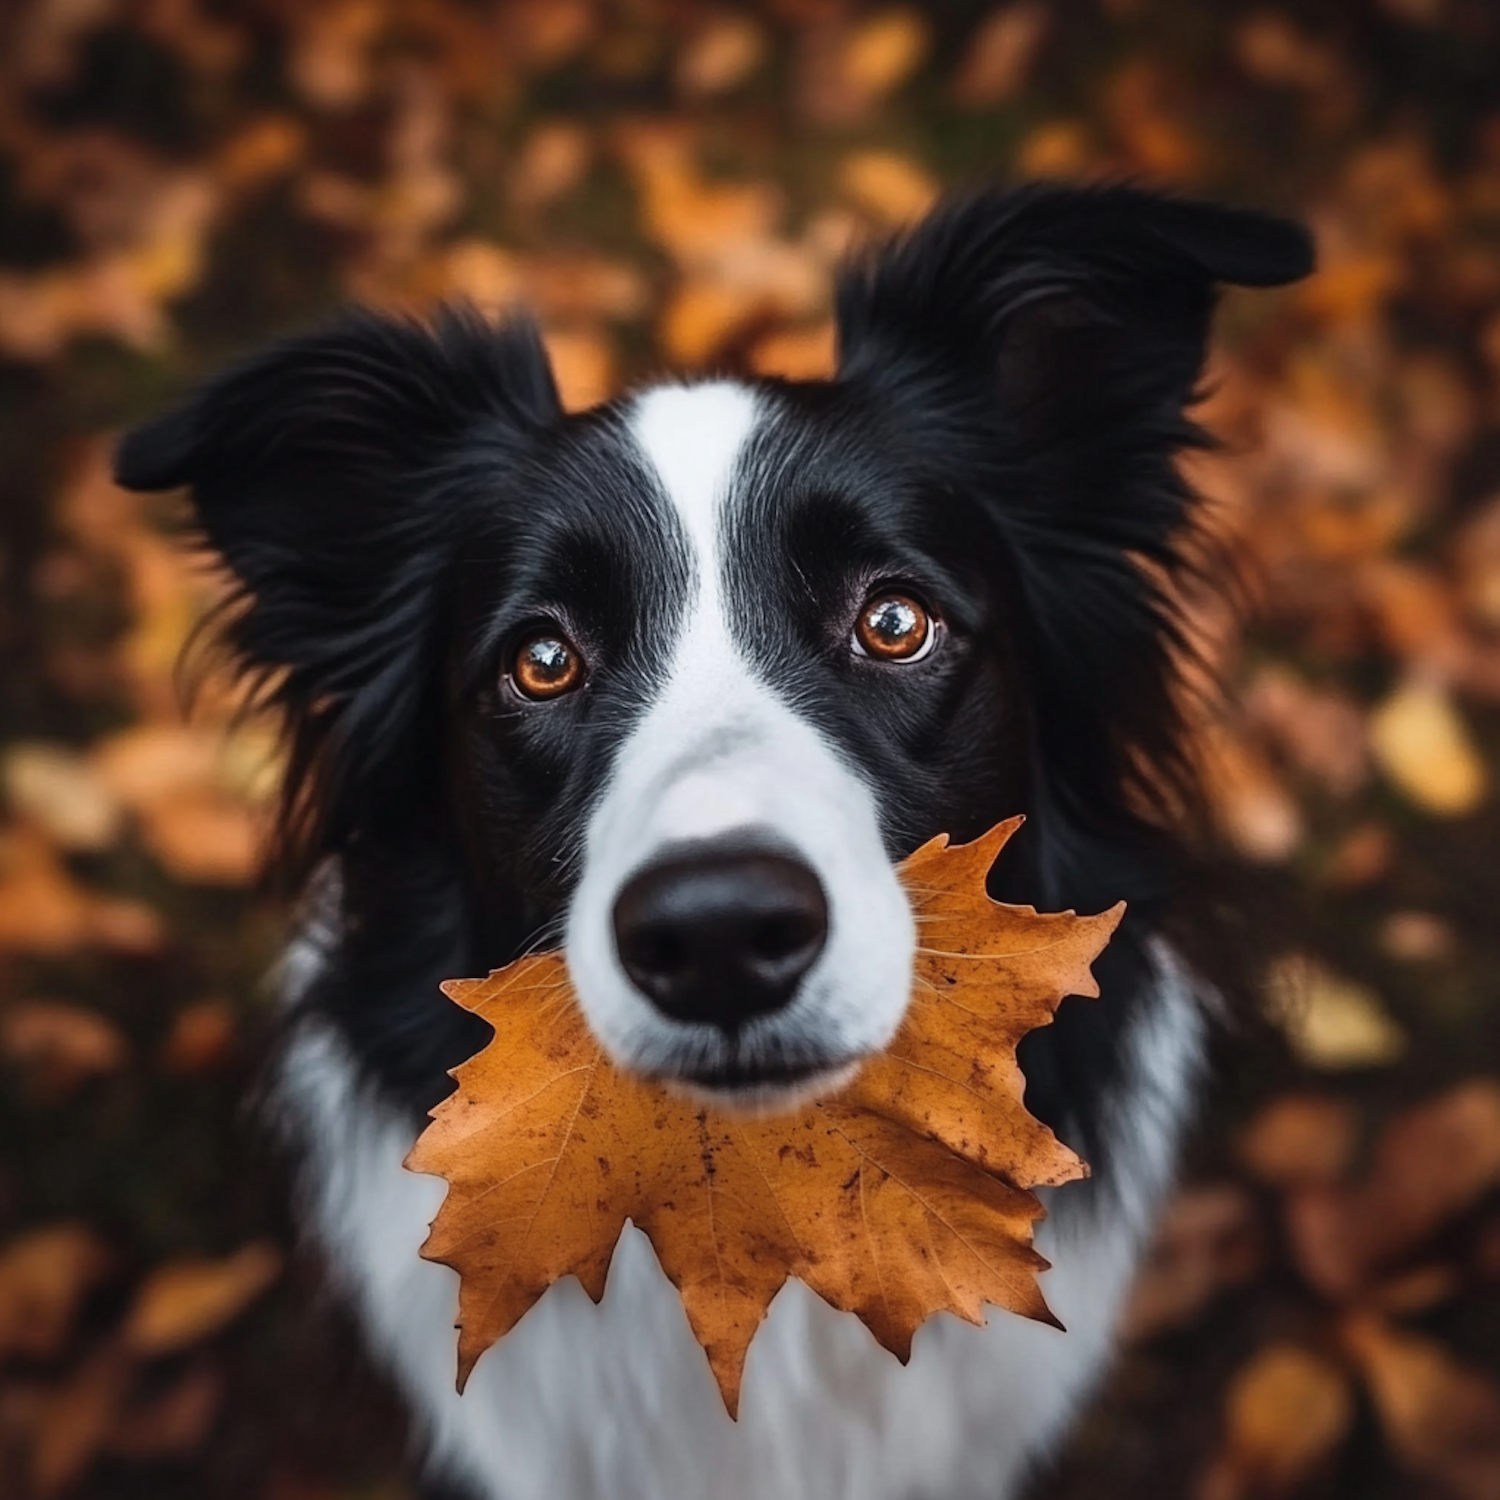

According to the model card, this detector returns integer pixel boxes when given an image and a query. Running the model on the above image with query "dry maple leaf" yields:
[406,818,1123,1415]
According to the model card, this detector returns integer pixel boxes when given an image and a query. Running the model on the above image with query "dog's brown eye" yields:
[853,594,933,662]
[511,633,584,699]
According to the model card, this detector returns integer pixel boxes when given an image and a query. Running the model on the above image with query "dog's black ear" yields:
[836,182,1311,442]
[833,184,1311,610]
[837,188,1313,1168]
[115,305,561,866]
[837,184,1312,893]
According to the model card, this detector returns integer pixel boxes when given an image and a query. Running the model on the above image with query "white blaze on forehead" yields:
[564,376,914,1080]
[630,380,759,614]
[627,380,770,845]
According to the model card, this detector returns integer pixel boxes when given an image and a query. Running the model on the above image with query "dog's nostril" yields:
[750,912,821,963]
[612,849,829,1032]
[628,926,692,981]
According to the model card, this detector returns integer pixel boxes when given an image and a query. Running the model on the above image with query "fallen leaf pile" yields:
[1107,1078,1500,1500]
[0,1233,281,1497]
[409,821,1118,1413]
[2,1,1499,1496]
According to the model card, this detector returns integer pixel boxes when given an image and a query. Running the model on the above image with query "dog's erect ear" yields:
[115,306,562,865]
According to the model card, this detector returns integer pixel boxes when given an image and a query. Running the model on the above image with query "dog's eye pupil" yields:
[854,595,932,662]
[512,634,583,700]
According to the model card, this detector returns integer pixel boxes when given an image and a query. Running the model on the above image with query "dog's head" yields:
[116,185,1310,1114]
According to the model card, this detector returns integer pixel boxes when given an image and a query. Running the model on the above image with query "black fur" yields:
[116,184,1312,1178]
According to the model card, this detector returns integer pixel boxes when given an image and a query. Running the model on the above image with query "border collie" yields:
[116,183,1311,1500]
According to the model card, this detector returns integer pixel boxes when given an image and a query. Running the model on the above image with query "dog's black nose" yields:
[612,849,828,1030]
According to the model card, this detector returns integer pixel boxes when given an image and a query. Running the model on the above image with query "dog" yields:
[115,182,1311,1500]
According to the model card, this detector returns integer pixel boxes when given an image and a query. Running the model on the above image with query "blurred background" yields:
[0,1,1498,1496]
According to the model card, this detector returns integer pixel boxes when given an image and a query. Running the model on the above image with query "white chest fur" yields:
[273,953,1201,1500]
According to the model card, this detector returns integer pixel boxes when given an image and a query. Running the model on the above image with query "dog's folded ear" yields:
[833,183,1313,880]
[115,306,561,864]
[835,182,1312,433]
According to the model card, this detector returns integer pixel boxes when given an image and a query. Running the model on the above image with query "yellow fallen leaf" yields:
[1369,678,1487,816]
[3,743,121,851]
[1267,953,1406,1070]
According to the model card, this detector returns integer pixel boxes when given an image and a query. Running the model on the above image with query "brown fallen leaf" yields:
[158,1000,240,1075]
[1286,1080,1500,1299]
[133,790,263,887]
[0,829,161,956]
[24,1343,134,1499]
[540,326,615,411]
[90,723,272,886]
[1362,1080,1500,1247]
[507,123,592,207]
[658,281,761,367]
[1454,493,1500,630]
[1199,724,1304,863]
[1320,822,1394,888]
[0,1225,113,1363]
[841,10,929,99]
[839,150,940,226]
[676,16,766,99]
[1016,120,1096,179]
[105,1363,223,1461]
[1368,1262,1461,1315]
[747,322,837,381]
[1342,1313,1500,1500]
[408,819,1121,1414]
[1378,909,1455,962]
[1,1001,130,1091]
[1122,1184,1263,1342]
[1200,1342,1354,1500]
[1239,1095,1358,1189]
[1234,13,1343,94]
[1242,666,1369,799]
[121,1243,282,1357]
[951,4,1049,108]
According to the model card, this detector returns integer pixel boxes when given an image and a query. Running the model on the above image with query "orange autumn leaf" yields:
[406,819,1122,1415]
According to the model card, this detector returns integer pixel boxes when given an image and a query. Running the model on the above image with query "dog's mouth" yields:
[657,1055,865,1118]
